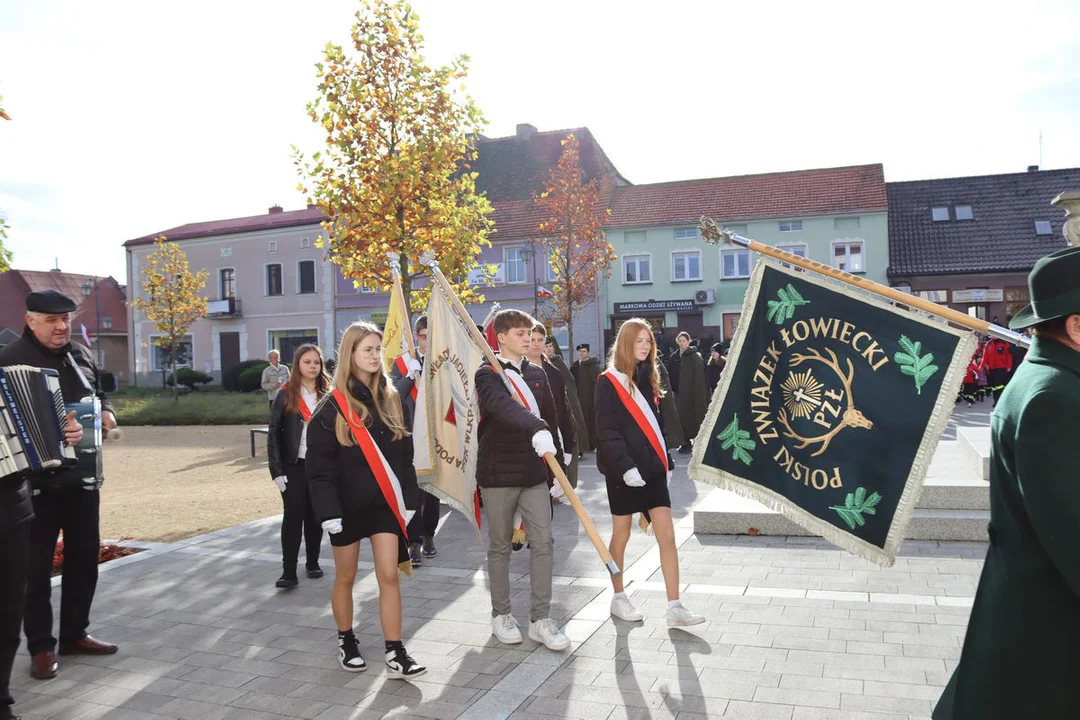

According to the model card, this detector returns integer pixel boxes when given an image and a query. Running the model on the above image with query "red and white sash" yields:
[602,369,668,472]
[331,389,410,541]
[488,361,540,417]
[394,355,419,402]
[298,391,316,422]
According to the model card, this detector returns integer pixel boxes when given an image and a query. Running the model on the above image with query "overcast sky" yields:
[1,0,1078,281]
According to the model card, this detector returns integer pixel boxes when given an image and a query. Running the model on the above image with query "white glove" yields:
[272,476,288,493]
[550,481,571,505]
[622,467,646,487]
[406,356,422,380]
[531,430,557,459]
[322,518,343,535]
[667,469,674,486]
[563,452,573,467]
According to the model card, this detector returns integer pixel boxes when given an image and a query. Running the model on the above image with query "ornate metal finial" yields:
[491,301,501,312]
[418,250,437,269]
[1052,191,1080,247]
[386,251,400,278]
[699,216,732,245]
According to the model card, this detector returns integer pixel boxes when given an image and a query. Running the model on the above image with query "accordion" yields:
[0,365,80,486]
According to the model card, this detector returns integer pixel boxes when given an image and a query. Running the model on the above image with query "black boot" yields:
[306,563,324,579]
[408,542,422,567]
[275,567,298,589]
[421,535,437,558]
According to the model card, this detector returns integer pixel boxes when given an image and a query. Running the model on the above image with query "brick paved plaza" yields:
[9,409,992,720]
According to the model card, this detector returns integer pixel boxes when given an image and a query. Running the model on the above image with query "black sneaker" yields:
[385,646,426,679]
[275,569,298,589]
[338,633,367,672]
[408,543,422,567]
[421,536,437,558]
[306,564,324,579]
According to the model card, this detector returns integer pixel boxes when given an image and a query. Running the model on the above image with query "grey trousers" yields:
[483,482,553,622]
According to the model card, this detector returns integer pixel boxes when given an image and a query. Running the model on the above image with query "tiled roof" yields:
[125,206,325,247]
[0,270,127,335]
[606,164,887,229]
[474,126,628,203]
[491,174,619,241]
[887,168,1080,276]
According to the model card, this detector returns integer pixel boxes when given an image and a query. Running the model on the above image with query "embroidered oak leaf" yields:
[717,414,755,466]
[766,283,810,324]
[894,335,938,395]
[829,487,881,530]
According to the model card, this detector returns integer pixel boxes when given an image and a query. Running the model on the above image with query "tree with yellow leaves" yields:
[535,134,616,351]
[294,0,494,312]
[129,237,208,401]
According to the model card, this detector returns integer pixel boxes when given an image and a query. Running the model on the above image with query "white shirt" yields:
[297,387,318,460]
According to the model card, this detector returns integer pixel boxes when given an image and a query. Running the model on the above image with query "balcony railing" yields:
[206,297,242,317]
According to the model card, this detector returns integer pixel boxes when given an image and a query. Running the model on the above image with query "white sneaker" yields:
[492,614,522,645]
[528,618,570,651]
[610,593,644,622]
[666,602,706,627]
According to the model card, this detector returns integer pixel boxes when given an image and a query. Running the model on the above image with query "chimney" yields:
[516,123,537,140]
[1027,165,1040,172]
[268,204,284,214]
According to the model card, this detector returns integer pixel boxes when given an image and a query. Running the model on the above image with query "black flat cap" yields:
[26,289,77,314]
[576,343,590,351]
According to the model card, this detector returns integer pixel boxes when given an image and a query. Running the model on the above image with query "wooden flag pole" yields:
[699,217,1032,349]
[387,253,417,359]
[420,252,621,576]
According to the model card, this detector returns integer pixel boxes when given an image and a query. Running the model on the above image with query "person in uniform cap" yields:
[0,290,118,686]
[934,246,1080,719]
[570,344,600,452]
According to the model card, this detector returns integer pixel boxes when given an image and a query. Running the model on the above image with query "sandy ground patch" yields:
[99,425,281,542]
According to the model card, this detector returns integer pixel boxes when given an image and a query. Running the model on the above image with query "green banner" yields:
[690,262,975,566]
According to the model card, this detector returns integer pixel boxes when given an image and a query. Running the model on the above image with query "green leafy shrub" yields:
[113,390,268,425]
[238,364,270,393]
[165,368,214,391]
[223,360,267,392]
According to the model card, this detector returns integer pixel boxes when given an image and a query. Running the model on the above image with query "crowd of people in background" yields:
[959,317,1032,407]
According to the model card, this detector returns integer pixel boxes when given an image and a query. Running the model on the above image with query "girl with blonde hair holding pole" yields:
[596,318,705,626]
[306,322,424,678]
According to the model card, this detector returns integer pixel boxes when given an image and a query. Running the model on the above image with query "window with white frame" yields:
[358,278,378,293]
[267,240,278,253]
[150,335,193,371]
[916,290,948,303]
[300,237,311,249]
[545,246,559,283]
[721,249,751,279]
[955,204,973,221]
[779,220,803,233]
[219,268,235,299]
[297,260,316,294]
[623,254,651,284]
[505,246,527,284]
[672,250,701,281]
[673,227,698,241]
[266,264,283,296]
[777,244,808,259]
[832,241,865,273]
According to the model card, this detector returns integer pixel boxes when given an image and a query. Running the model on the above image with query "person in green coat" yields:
[671,332,707,453]
[657,360,685,451]
[545,336,588,487]
[934,246,1080,719]
[570,344,601,451]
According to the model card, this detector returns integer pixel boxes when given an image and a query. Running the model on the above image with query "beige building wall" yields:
[127,222,334,386]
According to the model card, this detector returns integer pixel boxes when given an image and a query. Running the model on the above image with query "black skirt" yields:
[604,474,671,517]
[330,498,404,547]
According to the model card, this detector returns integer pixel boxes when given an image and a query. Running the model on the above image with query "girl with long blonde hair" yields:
[306,322,425,679]
[595,319,704,626]
[267,343,331,589]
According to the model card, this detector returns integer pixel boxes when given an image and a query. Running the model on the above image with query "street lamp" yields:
[81,278,103,366]
[519,247,539,317]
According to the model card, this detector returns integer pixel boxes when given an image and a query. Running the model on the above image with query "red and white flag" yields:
[80,324,93,346]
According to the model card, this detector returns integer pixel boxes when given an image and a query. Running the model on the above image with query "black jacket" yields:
[0,328,112,525]
[595,361,671,484]
[267,390,311,478]
[475,358,562,489]
[542,359,577,457]
[306,380,419,523]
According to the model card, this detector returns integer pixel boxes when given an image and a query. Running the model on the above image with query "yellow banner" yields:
[382,277,407,373]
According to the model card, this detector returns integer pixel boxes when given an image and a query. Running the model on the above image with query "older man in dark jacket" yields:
[0,469,34,720]
[0,290,117,685]
[934,247,1080,718]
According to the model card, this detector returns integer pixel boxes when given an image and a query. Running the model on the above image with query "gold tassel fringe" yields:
[638,513,653,536]
[511,527,527,544]
[399,561,414,578]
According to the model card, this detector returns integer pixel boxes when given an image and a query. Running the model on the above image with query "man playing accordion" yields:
[0,289,118,691]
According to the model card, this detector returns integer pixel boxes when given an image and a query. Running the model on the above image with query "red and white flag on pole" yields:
[80,324,93,346]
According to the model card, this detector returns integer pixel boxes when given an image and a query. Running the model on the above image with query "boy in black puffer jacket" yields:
[475,310,569,652]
